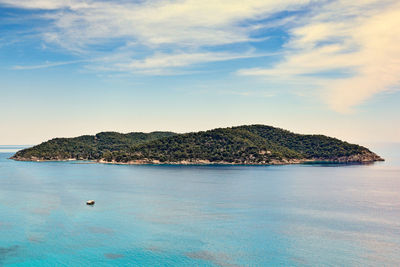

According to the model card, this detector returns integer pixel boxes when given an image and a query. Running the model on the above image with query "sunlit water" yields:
[0,144,399,266]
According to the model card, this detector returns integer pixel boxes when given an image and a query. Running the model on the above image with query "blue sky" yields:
[1,0,399,145]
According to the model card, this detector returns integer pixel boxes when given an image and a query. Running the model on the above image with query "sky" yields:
[0,0,399,145]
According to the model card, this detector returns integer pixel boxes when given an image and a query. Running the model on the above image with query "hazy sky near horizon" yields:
[1,0,399,145]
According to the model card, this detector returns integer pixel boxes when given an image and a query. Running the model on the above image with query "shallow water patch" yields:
[0,245,19,263]
[104,253,124,259]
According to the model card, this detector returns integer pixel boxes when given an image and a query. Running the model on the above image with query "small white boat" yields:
[86,200,95,205]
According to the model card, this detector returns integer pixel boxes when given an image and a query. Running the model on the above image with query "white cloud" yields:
[3,0,399,112]
[107,50,263,75]
[239,0,400,112]
[12,59,88,70]
[2,0,311,71]
[0,0,87,10]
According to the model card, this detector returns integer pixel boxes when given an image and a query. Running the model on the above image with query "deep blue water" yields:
[0,144,399,266]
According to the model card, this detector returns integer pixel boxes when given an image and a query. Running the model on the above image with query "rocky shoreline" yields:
[11,151,384,166]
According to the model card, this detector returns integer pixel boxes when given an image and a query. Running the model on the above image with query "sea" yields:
[0,144,399,266]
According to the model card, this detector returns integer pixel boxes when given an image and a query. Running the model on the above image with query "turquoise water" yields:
[0,145,399,266]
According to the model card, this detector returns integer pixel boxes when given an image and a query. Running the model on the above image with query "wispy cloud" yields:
[2,0,399,112]
[107,50,267,75]
[12,59,87,70]
[238,0,400,112]
[0,0,310,73]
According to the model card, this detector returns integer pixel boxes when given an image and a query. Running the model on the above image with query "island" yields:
[11,125,383,165]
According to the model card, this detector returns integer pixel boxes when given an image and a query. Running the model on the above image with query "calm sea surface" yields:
[0,144,399,266]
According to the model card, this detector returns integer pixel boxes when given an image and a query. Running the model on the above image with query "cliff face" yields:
[11,125,384,165]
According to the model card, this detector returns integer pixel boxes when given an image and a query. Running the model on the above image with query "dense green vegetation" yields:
[12,131,176,160]
[12,125,382,164]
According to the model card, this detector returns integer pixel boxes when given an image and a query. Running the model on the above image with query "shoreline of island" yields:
[11,152,384,166]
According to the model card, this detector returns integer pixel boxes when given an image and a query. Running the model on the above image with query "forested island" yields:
[11,125,383,165]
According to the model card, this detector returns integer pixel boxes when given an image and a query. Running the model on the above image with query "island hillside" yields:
[11,125,383,165]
